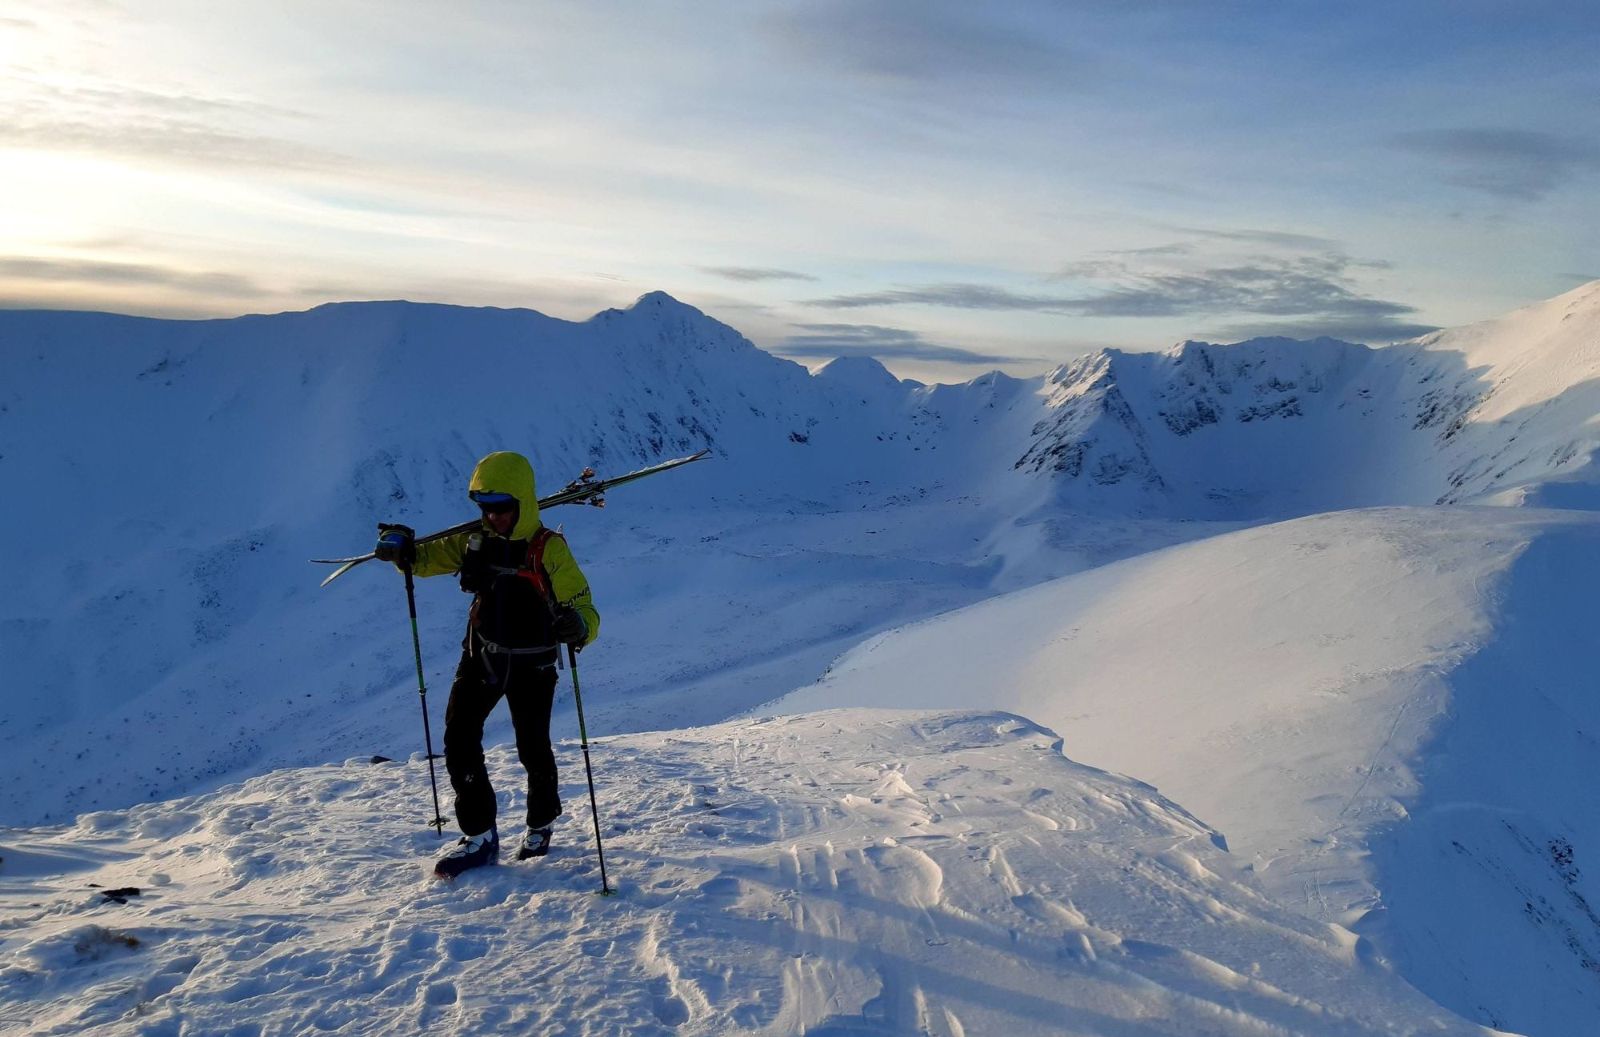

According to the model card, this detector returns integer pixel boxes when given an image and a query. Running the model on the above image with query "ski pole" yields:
[568,643,612,895]
[403,562,448,835]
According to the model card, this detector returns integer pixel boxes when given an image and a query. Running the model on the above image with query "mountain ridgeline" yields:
[2,282,1598,826]
[1007,279,1600,517]
[6,282,1597,532]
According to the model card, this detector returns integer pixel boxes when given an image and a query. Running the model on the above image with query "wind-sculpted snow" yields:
[0,710,1496,1036]
[776,506,1600,1034]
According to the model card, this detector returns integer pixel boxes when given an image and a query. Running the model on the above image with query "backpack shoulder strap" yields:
[522,527,560,603]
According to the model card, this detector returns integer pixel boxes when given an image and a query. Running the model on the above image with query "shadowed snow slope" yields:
[773,506,1600,1033]
[0,711,1499,1037]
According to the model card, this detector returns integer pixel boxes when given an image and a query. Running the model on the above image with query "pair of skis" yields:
[311,449,709,586]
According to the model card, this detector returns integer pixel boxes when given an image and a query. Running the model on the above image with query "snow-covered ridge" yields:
[774,506,1600,1034]
[4,282,1598,529]
[1015,280,1600,515]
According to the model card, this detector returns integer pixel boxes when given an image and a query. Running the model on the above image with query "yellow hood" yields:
[468,451,541,539]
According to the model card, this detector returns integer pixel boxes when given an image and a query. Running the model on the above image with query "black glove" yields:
[374,523,416,568]
[552,606,588,647]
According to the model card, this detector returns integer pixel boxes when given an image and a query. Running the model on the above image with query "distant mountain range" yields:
[3,280,1598,828]
[1013,279,1600,516]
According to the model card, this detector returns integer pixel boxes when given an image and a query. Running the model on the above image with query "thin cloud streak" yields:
[2,72,337,174]
[806,253,1422,328]
[1391,127,1600,201]
[0,257,268,296]
[1073,259,1417,321]
[1,114,348,175]
[779,322,1039,366]
[768,0,1077,87]
[1177,227,1343,251]
[805,284,1080,313]
[701,267,818,283]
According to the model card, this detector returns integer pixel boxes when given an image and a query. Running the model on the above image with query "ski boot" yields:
[517,826,553,860]
[434,827,499,879]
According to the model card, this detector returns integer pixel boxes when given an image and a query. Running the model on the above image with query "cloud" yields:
[804,251,1428,345]
[1059,230,1356,281]
[1069,256,1418,321]
[0,256,268,296]
[2,116,345,174]
[1056,244,1195,279]
[3,78,342,175]
[808,255,1419,322]
[767,1,1076,87]
[1391,128,1600,201]
[701,266,817,283]
[804,284,1082,312]
[777,322,1039,366]
[1176,227,1343,251]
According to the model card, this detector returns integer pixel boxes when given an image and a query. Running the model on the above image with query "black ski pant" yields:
[442,646,562,838]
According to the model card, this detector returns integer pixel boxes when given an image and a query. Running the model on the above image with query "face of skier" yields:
[480,500,517,536]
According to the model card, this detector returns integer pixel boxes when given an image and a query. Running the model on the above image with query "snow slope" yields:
[0,710,1501,1037]
[773,507,1600,1033]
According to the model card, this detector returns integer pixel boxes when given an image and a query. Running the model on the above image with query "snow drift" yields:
[0,710,1499,1036]
[772,507,1600,1034]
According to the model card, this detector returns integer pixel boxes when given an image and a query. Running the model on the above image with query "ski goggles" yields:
[470,490,517,514]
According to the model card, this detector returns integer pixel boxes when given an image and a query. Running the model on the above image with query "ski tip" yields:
[318,559,363,588]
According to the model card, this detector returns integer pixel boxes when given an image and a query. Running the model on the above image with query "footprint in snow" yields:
[445,935,489,961]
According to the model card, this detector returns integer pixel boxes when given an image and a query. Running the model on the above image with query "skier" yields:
[374,451,599,878]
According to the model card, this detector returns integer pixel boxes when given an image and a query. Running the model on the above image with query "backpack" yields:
[464,526,563,649]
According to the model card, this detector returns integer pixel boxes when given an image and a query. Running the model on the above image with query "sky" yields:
[2,1,1598,383]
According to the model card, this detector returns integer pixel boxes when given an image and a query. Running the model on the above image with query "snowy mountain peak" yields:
[811,354,907,396]
[1012,299,1600,516]
[630,288,695,310]
[578,290,773,369]
[595,289,711,325]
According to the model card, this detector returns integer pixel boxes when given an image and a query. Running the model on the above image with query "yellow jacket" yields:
[411,451,599,646]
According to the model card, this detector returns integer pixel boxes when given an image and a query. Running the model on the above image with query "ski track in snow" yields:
[0,710,1494,1037]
